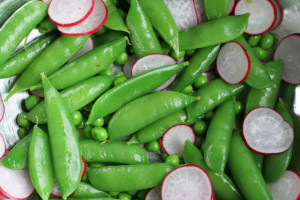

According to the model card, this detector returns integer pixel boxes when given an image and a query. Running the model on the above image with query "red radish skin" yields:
[0,134,6,160]
[0,97,4,122]
[227,0,235,15]
[146,185,162,200]
[0,150,9,161]
[242,107,294,155]
[270,0,283,30]
[28,89,44,99]
[41,0,51,4]
[193,0,206,24]
[159,138,167,153]
[216,42,251,85]
[69,37,95,62]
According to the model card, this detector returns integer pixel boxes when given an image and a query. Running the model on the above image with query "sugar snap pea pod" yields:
[0,0,30,27]
[6,35,89,101]
[72,182,111,198]
[279,82,296,109]
[139,0,179,58]
[26,75,115,124]
[202,98,235,174]
[0,33,58,79]
[126,0,163,58]
[93,30,127,47]
[179,14,249,51]
[186,79,245,120]
[38,17,57,34]
[0,1,48,66]
[228,130,273,200]
[108,91,199,140]
[183,140,242,200]
[87,163,178,192]
[42,74,82,199]
[28,126,53,200]
[87,62,189,124]
[80,140,149,164]
[203,0,230,20]
[171,45,220,91]
[103,0,128,32]
[30,37,127,91]
[263,99,293,183]
[0,132,32,169]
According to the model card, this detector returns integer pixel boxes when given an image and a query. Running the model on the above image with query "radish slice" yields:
[123,55,138,78]
[0,97,4,122]
[162,124,196,157]
[57,0,108,36]
[268,170,300,200]
[0,134,6,160]
[234,0,276,35]
[227,0,235,15]
[69,37,94,62]
[0,150,9,161]
[48,0,94,27]
[163,0,198,30]
[146,186,162,200]
[41,0,51,4]
[270,0,283,30]
[0,166,34,200]
[131,54,177,91]
[216,42,250,85]
[193,0,206,24]
[274,34,300,85]
[242,107,294,155]
[161,165,213,200]
[28,89,44,98]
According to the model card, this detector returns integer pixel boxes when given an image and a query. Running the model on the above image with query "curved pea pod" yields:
[139,0,179,58]
[42,74,82,199]
[6,35,89,101]
[126,0,163,58]
[0,0,30,27]
[87,163,178,192]
[203,0,230,20]
[108,91,199,140]
[227,130,273,200]
[103,0,128,32]
[179,14,249,51]
[30,37,127,91]
[72,182,111,198]
[186,79,245,120]
[38,17,57,34]
[0,132,31,169]
[87,62,189,124]
[183,140,242,200]
[0,33,58,79]
[93,30,127,47]
[80,140,149,164]
[171,45,220,91]
[0,1,48,66]
[28,126,53,200]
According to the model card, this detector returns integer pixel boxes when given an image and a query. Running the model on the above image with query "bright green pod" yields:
[108,91,199,140]
[72,182,111,198]
[93,30,127,47]
[38,17,57,34]
[28,126,53,200]
[103,0,128,32]
[80,140,149,164]
[0,0,30,27]
[203,0,230,20]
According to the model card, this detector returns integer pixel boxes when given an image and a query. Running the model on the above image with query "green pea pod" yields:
[108,91,199,140]
[0,33,58,79]
[179,14,249,51]
[228,130,273,200]
[0,0,30,27]
[93,31,127,47]
[279,82,296,110]
[233,36,274,89]
[183,140,242,200]
[263,99,293,183]
[186,79,245,120]
[80,140,149,164]
[203,0,230,20]
[87,163,178,192]
[126,0,163,58]
[103,0,128,32]
[0,132,32,169]
[38,17,57,34]
[72,182,111,198]
[288,108,300,173]
[30,37,127,91]
[171,45,220,91]
[6,35,89,101]
[42,74,82,199]
[139,0,179,58]
[202,98,235,174]
[87,62,189,124]
[28,126,53,200]
[0,1,47,66]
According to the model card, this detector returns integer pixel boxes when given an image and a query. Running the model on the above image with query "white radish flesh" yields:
[227,0,235,15]
[193,0,206,24]
[0,97,4,122]
[69,37,95,62]
[145,186,162,200]
[41,0,51,5]
[0,134,6,160]
[270,0,283,30]
[123,55,138,78]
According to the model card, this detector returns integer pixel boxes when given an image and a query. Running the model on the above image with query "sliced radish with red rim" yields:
[131,54,177,91]
[145,186,161,200]
[69,37,95,62]
[48,0,94,27]
[270,0,283,30]
[161,165,213,200]
[234,0,276,35]
[28,89,44,98]
[193,0,206,24]
[41,0,51,4]
[242,107,294,155]
[57,0,108,36]
[227,0,235,15]
[0,133,6,160]
[274,34,300,85]
[123,55,138,78]
[0,97,4,122]
[216,42,250,85]
[0,150,9,161]
[268,170,300,200]
[161,124,196,158]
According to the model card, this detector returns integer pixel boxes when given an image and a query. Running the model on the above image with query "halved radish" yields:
[227,0,235,15]
[216,42,250,84]
[69,37,95,62]
[0,96,4,122]
[57,0,108,36]
[274,34,300,85]
[268,170,300,200]
[242,107,294,155]
[161,165,213,200]
[193,0,206,24]
[41,0,51,4]
[28,89,44,98]
[161,124,196,157]
[0,166,34,200]
[131,54,177,91]
[0,150,9,161]
[234,0,276,35]
[146,186,161,200]
[123,55,138,78]
[48,0,94,27]
[0,133,6,160]
[270,0,283,30]
[163,0,198,30]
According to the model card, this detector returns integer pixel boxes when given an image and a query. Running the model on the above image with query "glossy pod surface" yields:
[72,182,111,198]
